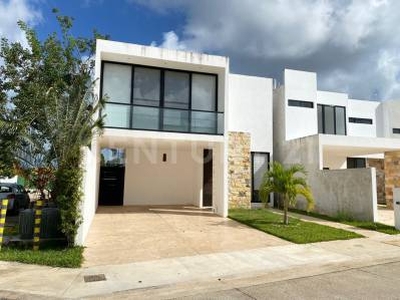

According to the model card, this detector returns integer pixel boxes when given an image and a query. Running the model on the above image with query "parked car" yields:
[0,183,30,214]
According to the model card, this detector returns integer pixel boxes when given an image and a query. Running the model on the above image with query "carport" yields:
[83,206,290,267]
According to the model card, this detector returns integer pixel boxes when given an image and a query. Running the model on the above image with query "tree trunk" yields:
[283,195,289,225]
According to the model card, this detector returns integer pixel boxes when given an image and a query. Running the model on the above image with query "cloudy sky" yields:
[1,0,400,101]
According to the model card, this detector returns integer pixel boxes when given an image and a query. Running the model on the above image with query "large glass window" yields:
[133,67,160,106]
[102,63,131,103]
[324,106,335,134]
[251,152,270,203]
[192,74,216,111]
[318,104,346,135]
[164,71,190,109]
[101,62,223,135]
[335,106,346,135]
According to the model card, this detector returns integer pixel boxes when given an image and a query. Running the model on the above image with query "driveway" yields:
[83,206,290,267]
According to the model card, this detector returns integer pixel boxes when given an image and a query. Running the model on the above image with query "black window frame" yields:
[100,61,221,135]
[288,99,314,108]
[251,152,270,203]
[393,128,400,134]
[349,117,373,124]
[317,104,347,135]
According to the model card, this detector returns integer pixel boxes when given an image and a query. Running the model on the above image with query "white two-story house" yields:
[274,69,400,221]
[76,40,273,245]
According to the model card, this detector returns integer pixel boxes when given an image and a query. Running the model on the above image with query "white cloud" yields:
[132,0,400,100]
[0,0,42,46]
[151,31,187,51]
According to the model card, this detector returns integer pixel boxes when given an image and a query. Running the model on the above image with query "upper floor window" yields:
[101,62,222,135]
[349,117,373,124]
[288,99,314,108]
[318,104,346,135]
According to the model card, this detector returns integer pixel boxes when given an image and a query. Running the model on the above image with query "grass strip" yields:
[229,208,363,244]
[289,208,400,235]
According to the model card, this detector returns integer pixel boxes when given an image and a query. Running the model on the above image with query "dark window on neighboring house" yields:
[317,104,346,135]
[347,157,366,169]
[251,152,270,203]
[349,117,373,124]
[393,128,400,134]
[288,99,314,108]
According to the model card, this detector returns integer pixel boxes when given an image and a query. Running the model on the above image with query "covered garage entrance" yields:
[96,130,226,216]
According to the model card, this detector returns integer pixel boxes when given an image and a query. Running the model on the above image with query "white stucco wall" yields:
[376,100,400,138]
[275,134,377,221]
[284,69,318,140]
[347,99,379,138]
[228,74,273,153]
[310,168,377,221]
[123,147,201,206]
[76,146,98,246]
[317,90,348,107]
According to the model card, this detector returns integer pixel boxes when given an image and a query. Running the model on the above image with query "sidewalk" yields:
[269,208,389,239]
[0,215,399,299]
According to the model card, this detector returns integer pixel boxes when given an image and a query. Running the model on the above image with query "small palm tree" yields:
[259,162,314,225]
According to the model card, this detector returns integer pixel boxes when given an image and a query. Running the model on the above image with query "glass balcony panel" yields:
[132,106,159,130]
[191,111,217,134]
[217,113,224,134]
[103,104,130,128]
[163,109,189,132]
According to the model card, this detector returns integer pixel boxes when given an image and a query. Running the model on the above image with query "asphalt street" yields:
[173,261,400,300]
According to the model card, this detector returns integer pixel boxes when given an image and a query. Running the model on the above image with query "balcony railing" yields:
[103,103,224,135]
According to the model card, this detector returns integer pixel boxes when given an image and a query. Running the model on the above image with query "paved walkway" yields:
[84,206,289,267]
[377,206,395,226]
[269,208,389,239]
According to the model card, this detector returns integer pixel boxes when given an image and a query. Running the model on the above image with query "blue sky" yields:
[2,0,400,101]
[34,1,185,46]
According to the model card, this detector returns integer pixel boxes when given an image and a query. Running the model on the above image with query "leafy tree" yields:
[0,10,107,245]
[259,162,314,225]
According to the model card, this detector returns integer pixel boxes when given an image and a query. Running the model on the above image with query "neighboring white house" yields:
[274,69,400,221]
[76,40,273,245]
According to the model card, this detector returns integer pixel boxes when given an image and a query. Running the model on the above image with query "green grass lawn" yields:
[0,244,84,268]
[229,208,363,244]
[289,208,400,235]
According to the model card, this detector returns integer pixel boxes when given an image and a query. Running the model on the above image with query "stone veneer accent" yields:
[228,132,251,208]
[367,158,385,205]
[384,151,400,209]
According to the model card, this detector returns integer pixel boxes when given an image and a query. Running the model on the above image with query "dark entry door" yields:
[98,166,125,206]
[202,149,213,207]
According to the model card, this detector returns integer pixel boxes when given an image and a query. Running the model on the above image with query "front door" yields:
[98,166,125,206]
[202,149,213,207]
[98,148,126,206]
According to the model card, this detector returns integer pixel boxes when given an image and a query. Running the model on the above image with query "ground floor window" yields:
[251,152,270,203]
[347,157,366,169]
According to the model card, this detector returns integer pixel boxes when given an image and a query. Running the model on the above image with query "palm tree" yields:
[259,162,314,225]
